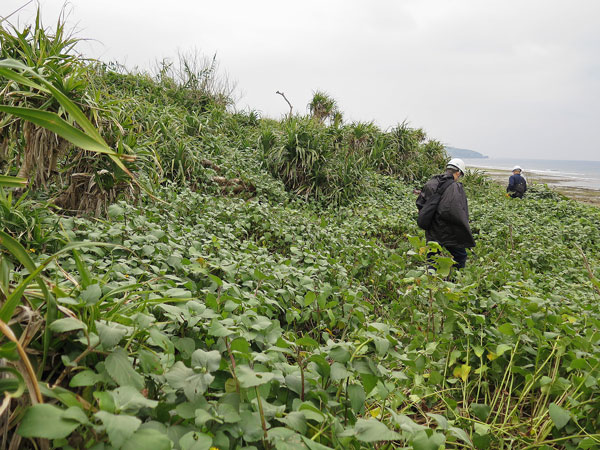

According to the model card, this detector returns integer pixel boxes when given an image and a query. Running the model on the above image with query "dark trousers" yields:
[445,246,467,268]
[427,246,468,270]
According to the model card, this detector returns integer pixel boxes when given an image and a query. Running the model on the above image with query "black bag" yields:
[417,178,454,230]
[514,181,526,194]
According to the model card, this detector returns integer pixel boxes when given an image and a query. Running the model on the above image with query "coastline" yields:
[469,166,600,207]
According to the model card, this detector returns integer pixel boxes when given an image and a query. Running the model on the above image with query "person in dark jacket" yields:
[416,158,476,268]
[507,165,527,198]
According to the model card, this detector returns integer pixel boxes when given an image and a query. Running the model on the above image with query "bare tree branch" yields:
[276,91,293,119]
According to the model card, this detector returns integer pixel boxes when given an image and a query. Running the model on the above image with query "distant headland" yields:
[445,146,488,159]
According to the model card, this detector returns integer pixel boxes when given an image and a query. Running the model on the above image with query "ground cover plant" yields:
[1,11,600,450]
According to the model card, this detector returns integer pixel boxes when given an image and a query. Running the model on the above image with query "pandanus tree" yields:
[0,9,138,214]
[308,90,339,124]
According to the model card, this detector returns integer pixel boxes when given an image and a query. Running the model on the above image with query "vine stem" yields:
[225,337,240,394]
[255,386,269,448]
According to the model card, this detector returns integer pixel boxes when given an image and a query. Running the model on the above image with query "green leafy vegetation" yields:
[1,11,600,450]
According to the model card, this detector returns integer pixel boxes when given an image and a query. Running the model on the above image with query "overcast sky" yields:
[3,0,600,160]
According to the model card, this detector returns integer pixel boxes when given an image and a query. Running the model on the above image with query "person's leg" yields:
[445,246,467,268]
[426,248,440,271]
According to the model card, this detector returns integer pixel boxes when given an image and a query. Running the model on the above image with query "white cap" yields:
[512,165,522,172]
[447,158,466,175]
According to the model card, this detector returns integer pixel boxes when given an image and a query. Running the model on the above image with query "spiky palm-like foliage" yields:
[260,117,366,204]
[0,8,82,187]
[0,9,140,214]
[308,90,338,123]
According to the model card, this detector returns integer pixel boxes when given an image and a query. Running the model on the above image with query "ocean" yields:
[462,158,600,191]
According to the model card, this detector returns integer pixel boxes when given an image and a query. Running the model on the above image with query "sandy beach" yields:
[469,166,600,207]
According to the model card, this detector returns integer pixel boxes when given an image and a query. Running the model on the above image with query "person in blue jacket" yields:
[507,165,527,198]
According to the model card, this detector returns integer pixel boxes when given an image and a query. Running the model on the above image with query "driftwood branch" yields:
[276,91,293,118]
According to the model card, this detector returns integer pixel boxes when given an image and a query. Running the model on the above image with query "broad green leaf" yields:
[435,256,454,277]
[96,321,128,349]
[329,345,351,363]
[70,370,103,388]
[448,426,473,447]
[18,404,80,439]
[348,384,365,413]
[296,336,319,348]
[301,436,335,450]
[62,407,90,425]
[548,403,570,429]
[360,373,379,395]
[121,427,172,450]
[179,431,213,450]
[94,390,116,413]
[225,377,238,393]
[473,432,491,449]
[391,412,427,433]
[165,361,193,389]
[107,204,125,219]
[268,427,307,449]
[470,403,491,421]
[239,410,265,442]
[578,437,599,450]
[195,408,215,427]
[49,317,86,333]
[497,323,515,336]
[95,411,141,448]
[352,418,401,442]
[236,365,274,388]
[304,291,316,306]
[81,283,102,305]
[277,411,307,434]
[184,373,214,401]
[495,344,512,357]
[111,386,158,413]
[191,349,221,372]
[208,319,234,337]
[298,402,325,422]
[173,337,196,359]
[218,403,241,423]
[453,364,471,382]
[412,430,446,450]
[426,413,448,430]
[309,354,331,379]
[105,347,145,390]
[231,337,251,355]
[330,362,350,381]
[138,349,163,375]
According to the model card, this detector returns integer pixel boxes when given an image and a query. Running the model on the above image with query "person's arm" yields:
[416,180,436,211]
[507,175,515,192]
[416,191,426,211]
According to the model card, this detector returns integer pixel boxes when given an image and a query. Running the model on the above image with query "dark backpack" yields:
[514,181,526,194]
[417,178,454,230]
